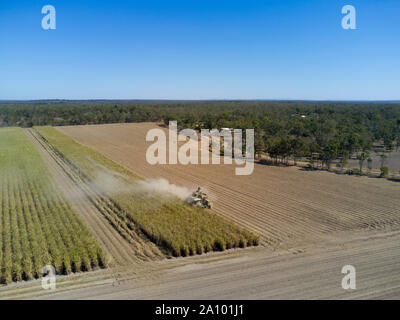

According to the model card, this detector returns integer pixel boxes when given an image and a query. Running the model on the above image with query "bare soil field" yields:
[59,123,400,248]
[30,230,400,299]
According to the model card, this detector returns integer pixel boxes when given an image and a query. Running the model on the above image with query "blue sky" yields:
[0,0,399,100]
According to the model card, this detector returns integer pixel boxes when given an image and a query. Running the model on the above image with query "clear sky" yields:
[0,0,399,100]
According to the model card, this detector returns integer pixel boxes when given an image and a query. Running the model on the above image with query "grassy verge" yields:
[35,126,259,257]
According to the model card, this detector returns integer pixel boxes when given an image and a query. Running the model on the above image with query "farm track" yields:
[58,123,400,248]
[25,128,162,267]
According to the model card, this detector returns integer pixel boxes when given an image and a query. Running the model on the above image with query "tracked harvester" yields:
[187,187,213,209]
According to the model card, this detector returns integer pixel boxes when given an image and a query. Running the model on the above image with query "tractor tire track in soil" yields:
[32,230,400,299]
[25,128,163,267]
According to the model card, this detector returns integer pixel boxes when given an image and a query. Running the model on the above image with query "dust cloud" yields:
[136,178,192,200]
[86,158,192,200]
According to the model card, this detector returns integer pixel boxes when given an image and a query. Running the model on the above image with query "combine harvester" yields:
[187,187,213,209]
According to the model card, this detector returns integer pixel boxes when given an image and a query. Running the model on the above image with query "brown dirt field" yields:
[58,123,400,248]
[28,230,400,299]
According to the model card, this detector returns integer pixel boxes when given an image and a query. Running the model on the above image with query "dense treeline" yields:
[160,102,400,172]
[1,100,399,171]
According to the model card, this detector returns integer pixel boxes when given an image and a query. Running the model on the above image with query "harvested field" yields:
[35,127,258,258]
[58,123,400,247]
[29,230,400,299]
[0,128,107,284]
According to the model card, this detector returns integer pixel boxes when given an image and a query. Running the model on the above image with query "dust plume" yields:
[86,157,192,200]
[136,178,192,200]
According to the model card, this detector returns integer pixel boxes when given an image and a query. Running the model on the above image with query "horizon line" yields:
[1,99,400,103]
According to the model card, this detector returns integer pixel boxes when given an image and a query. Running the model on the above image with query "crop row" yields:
[0,128,107,283]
